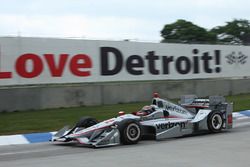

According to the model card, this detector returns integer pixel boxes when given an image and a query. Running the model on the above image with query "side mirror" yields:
[163,110,169,117]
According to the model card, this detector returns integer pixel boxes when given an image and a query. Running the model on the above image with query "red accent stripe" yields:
[162,115,183,119]
[228,114,233,124]
[182,105,209,108]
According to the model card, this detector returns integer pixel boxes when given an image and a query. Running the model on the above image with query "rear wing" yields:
[180,95,226,108]
[180,95,233,129]
[180,95,209,109]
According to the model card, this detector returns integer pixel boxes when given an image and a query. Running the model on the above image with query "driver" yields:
[136,105,156,116]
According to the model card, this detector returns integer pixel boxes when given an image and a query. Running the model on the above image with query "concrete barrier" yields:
[0,78,250,112]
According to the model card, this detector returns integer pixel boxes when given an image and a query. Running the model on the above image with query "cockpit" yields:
[134,105,156,116]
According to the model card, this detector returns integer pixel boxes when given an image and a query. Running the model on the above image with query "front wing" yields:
[52,126,121,147]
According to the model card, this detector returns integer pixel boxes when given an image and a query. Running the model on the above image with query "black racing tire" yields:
[207,111,224,133]
[117,119,142,145]
[76,116,98,128]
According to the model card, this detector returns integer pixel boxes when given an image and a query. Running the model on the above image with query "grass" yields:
[0,102,148,135]
[0,93,249,135]
[226,94,250,111]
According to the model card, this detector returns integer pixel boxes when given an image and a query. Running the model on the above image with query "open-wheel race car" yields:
[51,93,233,147]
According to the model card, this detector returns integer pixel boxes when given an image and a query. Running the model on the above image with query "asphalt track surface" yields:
[0,120,249,167]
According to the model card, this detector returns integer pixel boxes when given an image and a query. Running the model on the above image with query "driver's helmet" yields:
[141,105,156,114]
[135,105,157,116]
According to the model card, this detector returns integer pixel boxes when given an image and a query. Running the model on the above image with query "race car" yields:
[51,93,233,147]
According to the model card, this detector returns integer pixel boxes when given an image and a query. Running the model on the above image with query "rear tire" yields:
[117,119,142,145]
[207,111,224,133]
[76,116,98,128]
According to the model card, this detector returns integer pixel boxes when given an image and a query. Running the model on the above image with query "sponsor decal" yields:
[156,122,186,130]
[165,104,187,114]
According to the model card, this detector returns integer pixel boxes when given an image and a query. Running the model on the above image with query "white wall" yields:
[0,37,249,86]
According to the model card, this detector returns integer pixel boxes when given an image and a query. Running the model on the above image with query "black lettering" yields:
[100,47,123,75]
[192,49,199,54]
[100,48,221,76]
[145,51,159,75]
[162,56,174,74]
[201,52,213,73]
[175,56,191,74]
[169,123,174,128]
[192,49,200,74]
[193,56,199,73]
[126,55,144,75]
[214,50,221,73]
[156,124,161,129]
[181,122,185,128]
[156,122,186,130]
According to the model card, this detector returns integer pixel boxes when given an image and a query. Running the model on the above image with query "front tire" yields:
[76,116,98,128]
[207,111,224,133]
[117,119,142,145]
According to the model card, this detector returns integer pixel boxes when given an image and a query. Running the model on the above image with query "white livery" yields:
[52,93,233,147]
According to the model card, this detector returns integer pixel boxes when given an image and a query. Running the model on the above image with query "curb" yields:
[0,132,56,146]
[233,110,250,119]
[0,110,250,146]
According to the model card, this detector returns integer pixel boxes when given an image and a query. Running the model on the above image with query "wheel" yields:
[207,111,224,133]
[117,119,142,145]
[76,116,98,128]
